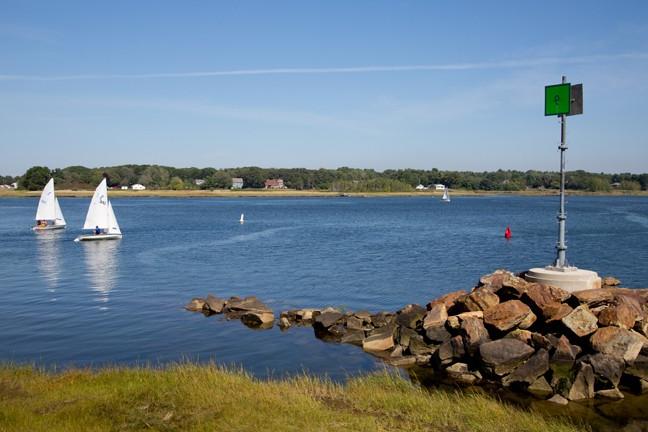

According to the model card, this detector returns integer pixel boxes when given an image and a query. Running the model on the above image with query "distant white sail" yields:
[107,201,121,235]
[240,213,245,224]
[54,198,66,226]
[442,188,450,202]
[83,179,111,230]
[35,178,57,221]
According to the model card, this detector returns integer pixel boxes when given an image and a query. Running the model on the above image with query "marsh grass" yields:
[0,363,586,432]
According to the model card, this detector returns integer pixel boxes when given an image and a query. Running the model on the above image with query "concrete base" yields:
[524,266,601,293]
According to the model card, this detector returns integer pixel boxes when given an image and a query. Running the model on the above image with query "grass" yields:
[0,363,586,432]
[1,188,647,198]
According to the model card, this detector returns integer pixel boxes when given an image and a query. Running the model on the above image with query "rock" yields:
[561,305,598,337]
[596,388,624,400]
[415,354,432,366]
[523,284,570,318]
[531,333,552,350]
[371,312,395,328]
[498,274,532,298]
[427,290,467,311]
[573,289,615,307]
[422,303,448,329]
[340,329,365,346]
[354,310,372,323]
[503,349,549,386]
[363,324,396,352]
[226,296,272,314]
[637,317,648,338]
[240,311,275,329]
[185,298,205,311]
[518,310,537,329]
[483,300,536,332]
[447,316,460,330]
[396,304,427,329]
[641,379,648,394]
[346,315,365,331]
[552,335,579,363]
[528,376,553,399]
[567,363,595,401]
[388,356,417,367]
[591,327,646,363]
[314,311,344,329]
[424,325,452,344]
[461,317,490,354]
[436,336,465,366]
[203,294,225,313]
[550,336,578,395]
[390,345,404,358]
[279,316,291,329]
[602,276,621,287]
[544,303,574,323]
[547,394,569,405]
[479,338,535,376]
[598,303,637,329]
[445,362,482,385]
[626,354,648,380]
[408,335,437,356]
[589,353,625,387]
[461,287,500,312]
[397,327,419,347]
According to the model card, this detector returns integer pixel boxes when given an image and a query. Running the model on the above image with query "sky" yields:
[1,1,647,175]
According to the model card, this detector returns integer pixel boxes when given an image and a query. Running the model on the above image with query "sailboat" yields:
[239,213,245,224]
[33,178,66,230]
[74,178,122,242]
[441,187,451,203]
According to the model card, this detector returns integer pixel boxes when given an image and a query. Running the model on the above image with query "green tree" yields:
[169,176,185,190]
[21,166,51,190]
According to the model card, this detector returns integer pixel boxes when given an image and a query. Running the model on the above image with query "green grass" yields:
[0,363,586,432]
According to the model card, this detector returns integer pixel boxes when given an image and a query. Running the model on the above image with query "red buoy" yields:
[504,226,512,240]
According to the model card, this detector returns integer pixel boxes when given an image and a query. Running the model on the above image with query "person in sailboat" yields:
[95,225,101,235]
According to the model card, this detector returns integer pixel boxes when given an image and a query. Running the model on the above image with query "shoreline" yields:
[1,188,647,198]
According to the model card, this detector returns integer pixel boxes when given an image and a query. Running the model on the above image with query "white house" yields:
[10,182,18,189]
[194,179,205,186]
[231,178,244,189]
[415,184,428,190]
[121,185,129,190]
[131,184,146,191]
[434,184,446,191]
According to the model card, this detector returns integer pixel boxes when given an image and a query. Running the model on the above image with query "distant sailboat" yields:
[441,187,451,203]
[240,213,245,224]
[74,178,122,242]
[33,178,66,230]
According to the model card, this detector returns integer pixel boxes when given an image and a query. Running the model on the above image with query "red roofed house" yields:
[264,179,286,189]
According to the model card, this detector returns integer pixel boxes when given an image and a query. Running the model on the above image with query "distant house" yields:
[433,184,446,191]
[231,178,244,189]
[121,185,129,190]
[611,182,622,188]
[194,179,205,186]
[415,184,428,191]
[131,184,146,191]
[10,182,18,189]
[264,179,286,189]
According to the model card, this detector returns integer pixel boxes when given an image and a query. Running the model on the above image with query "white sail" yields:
[35,178,57,221]
[107,201,121,235]
[83,179,110,230]
[54,198,66,226]
[442,188,450,202]
[240,213,245,224]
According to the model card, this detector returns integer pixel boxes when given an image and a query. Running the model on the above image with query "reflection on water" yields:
[35,231,61,297]
[82,241,120,310]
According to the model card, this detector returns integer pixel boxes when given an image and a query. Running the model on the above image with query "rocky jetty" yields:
[186,270,648,402]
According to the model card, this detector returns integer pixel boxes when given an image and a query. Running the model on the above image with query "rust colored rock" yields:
[573,289,615,307]
[561,305,598,337]
[590,326,647,363]
[422,303,448,329]
[203,294,226,313]
[479,338,535,376]
[598,303,637,329]
[545,303,573,323]
[461,317,490,353]
[185,297,206,311]
[499,274,531,298]
[523,283,570,318]
[461,287,500,312]
[483,300,536,332]
[227,296,272,314]
[427,290,467,311]
[505,329,533,345]
[479,269,512,289]
[552,335,579,363]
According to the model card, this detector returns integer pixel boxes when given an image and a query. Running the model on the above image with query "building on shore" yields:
[433,184,446,191]
[194,179,205,186]
[264,179,286,189]
[131,184,146,191]
[415,184,428,190]
[121,185,129,190]
[231,178,244,189]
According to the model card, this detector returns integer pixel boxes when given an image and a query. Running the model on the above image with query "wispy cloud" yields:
[1,52,647,81]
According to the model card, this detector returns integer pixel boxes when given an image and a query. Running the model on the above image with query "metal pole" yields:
[556,75,567,268]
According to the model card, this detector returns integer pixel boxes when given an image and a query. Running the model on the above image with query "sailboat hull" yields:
[32,224,66,231]
[74,233,122,242]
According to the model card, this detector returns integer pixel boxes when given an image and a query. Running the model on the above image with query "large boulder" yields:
[363,324,396,352]
[590,327,646,363]
[479,338,535,376]
[598,303,637,329]
[396,304,427,329]
[425,325,452,344]
[427,290,467,312]
[314,311,344,329]
[523,284,570,318]
[340,329,365,346]
[561,305,598,337]
[602,276,621,287]
[544,303,574,323]
[461,317,490,354]
[445,362,482,386]
[573,289,615,307]
[203,294,226,313]
[240,311,274,329]
[588,353,625,387]
[626,354,648,380]
[185,298,205,311]
[436,336,466,366]
[226,296,272,314]
[483,300,536,332]
[370,312,395,328]
[422,303,448,329]
[567,363,595,401]
[502,348,549,386]
[528,376,553,399]
[461,287,500,312]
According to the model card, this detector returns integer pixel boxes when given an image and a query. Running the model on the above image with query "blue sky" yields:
[1,1,647,175]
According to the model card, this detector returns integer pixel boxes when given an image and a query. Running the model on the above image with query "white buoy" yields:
[239,213,245,224]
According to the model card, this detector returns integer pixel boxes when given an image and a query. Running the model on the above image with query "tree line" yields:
[9,165,648,192]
